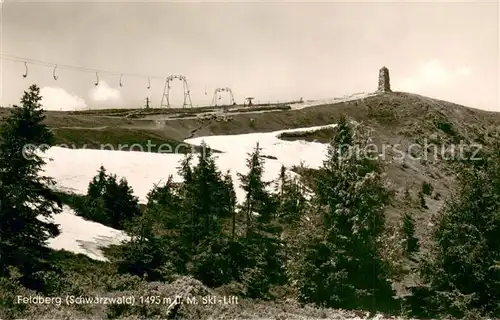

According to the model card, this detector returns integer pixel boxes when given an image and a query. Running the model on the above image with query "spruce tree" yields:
[87,165,108,199]
[115,196,170,281]
[102,176,140,229]
[0,84,62,280]
[401,213,419,258]
[238,143,285,298]
[115,176,191,280]
[187,144,237,286]
[161,145,238,286]
[147,177,189,274]
[238,143,276,235]
[294,117,395,312]
[84,167,140,229]
[179,144,228,250]
[275,164,307,225]
[415,149,500,318]
[221,171,237,238]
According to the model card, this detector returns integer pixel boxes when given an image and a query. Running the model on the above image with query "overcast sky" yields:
[0,0,498,111]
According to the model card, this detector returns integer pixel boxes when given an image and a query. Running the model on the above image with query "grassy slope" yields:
[2,91,496,142]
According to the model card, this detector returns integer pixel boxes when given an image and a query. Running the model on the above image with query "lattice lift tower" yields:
[160,75,193,108]
[212,87,236,108]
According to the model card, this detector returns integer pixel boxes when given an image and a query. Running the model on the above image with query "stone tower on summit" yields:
[377,66,391,92]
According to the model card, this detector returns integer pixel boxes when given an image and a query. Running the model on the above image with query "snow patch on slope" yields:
[43,206,129,261]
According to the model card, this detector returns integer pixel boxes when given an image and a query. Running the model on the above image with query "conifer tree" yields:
[84,167,140,229]
[0,84,62,280]
[166,144,239,286]
[147,177,189,274]
[293,116,395,312]
[87,165,108,199]
[221,171,237,238]
[275,164,307,225]
[102,176,140,229]
[238,143,275,235]
[115,194,171,281]
[83,166,107,222]
[414,149,500,318]
[180,144,228,249]
[176,154,196,253]
[401,213,419,258]
[238,143,285,298]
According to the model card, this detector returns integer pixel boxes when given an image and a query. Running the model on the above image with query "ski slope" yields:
[41,124,337,260]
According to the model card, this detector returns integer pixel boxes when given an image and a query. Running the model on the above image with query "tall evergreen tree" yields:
[238,143,286,298]
[414,149,500,318]
[87,165,108,199]
[158,144,239,286]
[293,117,395,312]
[275,164,307,225]
[238,143,276,235]
[221,171,237,238]
[83,167,140,229]
[102,175,140,229]
[0,84,62,281]
[180,144,228,250]
[115,194,171,281]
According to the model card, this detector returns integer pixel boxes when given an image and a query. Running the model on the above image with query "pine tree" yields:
[179,144,228,250]
[414,149,500,318]
[238,143,276,235]
[401,213,419,258]
[115,198,171,281]
[0,84,62,280]
[84,167,140,229]
[115,175,192,280]
[87,165,108,199]
[221,171,237,238]
[294,117,395,312]
[238,143,285,298]
[176,153,196,254]
[102,176,140,229]
[187,144,238,286]
[275,164,307,225]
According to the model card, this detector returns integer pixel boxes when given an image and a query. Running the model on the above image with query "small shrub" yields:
[422,181,434,195]
[401,213,419,258]
[403,188,412,204]
[435,120,456,136]
[418,191,427,209]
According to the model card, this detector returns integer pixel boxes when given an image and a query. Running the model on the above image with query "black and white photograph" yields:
[0,0,498,319]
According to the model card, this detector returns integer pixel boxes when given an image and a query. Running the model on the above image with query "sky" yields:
[0,0,498,111]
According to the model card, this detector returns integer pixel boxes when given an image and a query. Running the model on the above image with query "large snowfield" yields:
[40,124,336,261]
